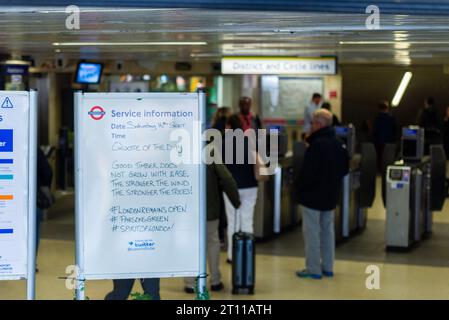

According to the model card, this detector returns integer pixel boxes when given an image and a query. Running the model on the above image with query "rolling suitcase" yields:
[232,210,255,295]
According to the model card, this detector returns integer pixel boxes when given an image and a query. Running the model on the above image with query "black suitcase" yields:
[232,225,255,294]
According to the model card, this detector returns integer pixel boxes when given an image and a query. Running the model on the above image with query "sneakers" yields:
[296,269,334,279]
[210,282,224,292]
[296,270,322,279]
[322,270,334,278]
[184,287,195,294]
[185,283,224,293]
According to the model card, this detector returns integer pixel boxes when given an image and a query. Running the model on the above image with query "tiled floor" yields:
[2,179,449,300]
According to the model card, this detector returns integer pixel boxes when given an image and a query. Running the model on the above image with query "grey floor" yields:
[43,179,449,269]
[2,178,449,299]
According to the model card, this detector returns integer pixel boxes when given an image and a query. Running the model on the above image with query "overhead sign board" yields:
[221,57,337,75]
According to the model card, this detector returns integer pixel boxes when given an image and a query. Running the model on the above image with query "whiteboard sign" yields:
[222,57,336,75]
[76,92,202,280]
[0,92,31,280]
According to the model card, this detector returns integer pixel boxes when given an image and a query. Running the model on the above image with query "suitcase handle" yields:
[234,209,241,234]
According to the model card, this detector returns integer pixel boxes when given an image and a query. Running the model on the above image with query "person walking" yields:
[223,114,259,263]
[296,109,349,279]
[238,97,263,133]
[372,100,397,171]
[105,278,160,300]
[36,146,53,272]
[302,93,323,139]
[443,106,449,158]
[211,106,232,247]
[211,107,232,134]
[183,163,241,293]
[418,96,444,154]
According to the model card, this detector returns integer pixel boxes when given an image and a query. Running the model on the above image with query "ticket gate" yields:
[334,126,377,242]
[383,126,446,250]
[253,127,300,240]
[254,154,301,240]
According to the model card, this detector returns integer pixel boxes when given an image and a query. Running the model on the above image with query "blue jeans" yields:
[301,206,335,275]
[105,278,161,300]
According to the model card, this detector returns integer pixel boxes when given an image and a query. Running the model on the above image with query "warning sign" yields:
[1,97,13,109]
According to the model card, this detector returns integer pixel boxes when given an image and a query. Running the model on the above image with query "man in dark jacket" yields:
[372,101,397,171]
[36,147,53,256]
[296,109,349,279]
[418,97,444,154]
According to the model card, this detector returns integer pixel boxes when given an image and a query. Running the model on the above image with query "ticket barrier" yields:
[383,126,446,250]
[334,126,377,242]
[254,154,301,240]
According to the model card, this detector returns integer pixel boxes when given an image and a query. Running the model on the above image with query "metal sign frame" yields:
[0,90,37,300]
[74,91,207,300]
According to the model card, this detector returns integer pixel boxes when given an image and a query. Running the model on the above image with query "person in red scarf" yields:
[238,96,263,133]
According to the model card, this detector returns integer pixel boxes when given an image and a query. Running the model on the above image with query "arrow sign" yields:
[1,97,13,109]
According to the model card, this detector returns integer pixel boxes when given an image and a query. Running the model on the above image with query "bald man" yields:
[295,109,349,279]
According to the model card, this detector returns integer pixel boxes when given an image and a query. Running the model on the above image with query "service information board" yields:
[0,92,30,280]
[77,92,201,279]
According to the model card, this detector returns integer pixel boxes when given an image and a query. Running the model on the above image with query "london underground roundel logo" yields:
[88,106,106,120]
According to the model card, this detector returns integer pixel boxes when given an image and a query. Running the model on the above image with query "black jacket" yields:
[418,105,443,133]
[207,163,241,221]
[223,135,258,189]
[296,126,350,211]
[373,112,397,145]
[444,119,449,158]
[37,148,52,188]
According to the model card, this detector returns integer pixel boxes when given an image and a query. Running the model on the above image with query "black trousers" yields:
[104,278,160,300]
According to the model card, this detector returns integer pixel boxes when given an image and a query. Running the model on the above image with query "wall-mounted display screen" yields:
[75,62,103,84]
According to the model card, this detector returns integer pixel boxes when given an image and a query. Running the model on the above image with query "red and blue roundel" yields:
[88,106,106,120]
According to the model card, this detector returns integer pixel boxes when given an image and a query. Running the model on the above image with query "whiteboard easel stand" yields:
[26,90,38,300]
[74,91,86,300]
[74,91,207,300]
[197,90,207,297]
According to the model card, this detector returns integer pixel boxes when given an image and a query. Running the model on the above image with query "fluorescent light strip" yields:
[190,53,222,58]
[391,72,413,107]
[53,42,207,46]
[340,41,449,45]
[39,8,170,13]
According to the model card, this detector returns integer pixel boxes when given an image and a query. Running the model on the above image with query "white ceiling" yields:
[1,6,449,65]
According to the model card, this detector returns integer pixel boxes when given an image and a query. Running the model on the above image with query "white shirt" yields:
[303,101,322,134]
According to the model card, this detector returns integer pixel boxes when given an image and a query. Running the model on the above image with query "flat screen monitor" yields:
[335,126,349,135]
[75,62,103,84]
[404,128,418,136]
